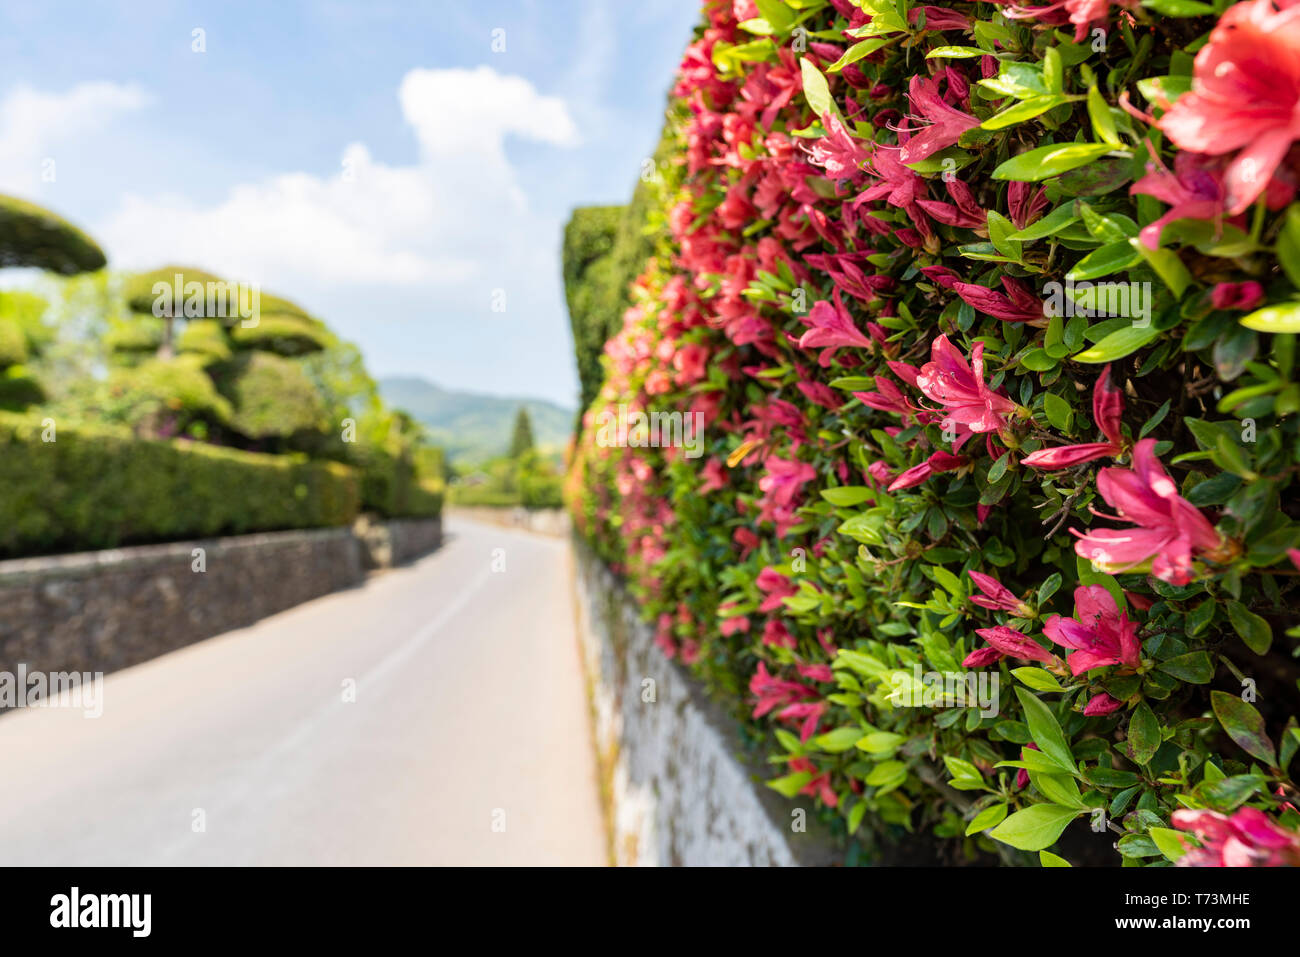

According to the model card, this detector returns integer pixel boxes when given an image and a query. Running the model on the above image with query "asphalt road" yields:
[0,516,606,866]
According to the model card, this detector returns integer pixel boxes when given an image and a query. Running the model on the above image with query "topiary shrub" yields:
[230,314,332,356]
[216,351,328,442]
[0,195,106,275]
[567,0,1300,867]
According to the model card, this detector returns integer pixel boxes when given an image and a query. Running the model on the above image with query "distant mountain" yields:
[378,376,574,464]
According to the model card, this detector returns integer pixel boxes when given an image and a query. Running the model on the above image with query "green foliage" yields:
[176,318,233,362]
[216,351,328,441]
[105,355,233,432]
[450,449,563,509]
[508,406,535,459]
[230,314,332,356]
[0,194,107,275]
[0,411,360,556]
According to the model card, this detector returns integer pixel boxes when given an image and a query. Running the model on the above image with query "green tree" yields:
[508,407,535,459]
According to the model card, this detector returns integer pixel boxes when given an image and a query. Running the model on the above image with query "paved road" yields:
[0,517,606,866]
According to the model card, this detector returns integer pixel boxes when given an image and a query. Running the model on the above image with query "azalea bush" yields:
[567,0,1300,865]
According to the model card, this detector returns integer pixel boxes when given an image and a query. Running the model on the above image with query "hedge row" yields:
[0,412,360,557]
[567,0,1300,866]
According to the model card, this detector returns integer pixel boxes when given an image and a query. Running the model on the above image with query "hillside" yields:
[378,376,573,463]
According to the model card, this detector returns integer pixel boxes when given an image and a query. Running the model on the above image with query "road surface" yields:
[0,516,606,866]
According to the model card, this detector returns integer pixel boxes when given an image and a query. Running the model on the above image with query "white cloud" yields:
[96,66,579,293]
[0,81,149,196]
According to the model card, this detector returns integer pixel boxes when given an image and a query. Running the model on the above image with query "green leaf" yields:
[1240,302,1300,334]
[1043,392,1073,432]
[1126,700,1161,766]
[1276,204,1300,289]
[1039,849,1072,867]
[925,45,988,59]
[800,57,837,120]
[1156,651,1214,684]
[1143,0,1215,14]
[856,730,905,753]
[1066,241,1143,281]
[987,210,1022,261]
[965,802,1008,835]
[767,771,812,798]
[1008,203,1079,241]
[1086,85,1120,147]
[1226,600,1272,654]
[982,95,1069,131]
[1012,667,1066,693]
[1134,240,1193,297]
[1073,324,1162,363]
[827,37,892,72]
[1015,688,1076,774]
[812,726,866,752]
[1211,690,1276,765]
[992,144,1119,182]
[1149,826,1189,862]
[820,486,874,507]
[988,804,1080,851]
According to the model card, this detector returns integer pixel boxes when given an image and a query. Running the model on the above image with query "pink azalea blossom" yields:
[953,276,1044,323]
[915,334,1021,443]
[964,625,1056,666]
[759,456,817,510]
[1157,0,1300,215]
[1042,585,1142,676]
[789,756,838,804]
[798,289,874,365]
[887,450,968,491]
[1172,807,1300,867]
[1082,692,1125,716]
[1211,281,1266,311]
[1131,148,1232,250]
[1071,439,1227,585]
[1023,365,1125,469]
[996,0,1138,43]
[898,75,981,165]
[756,566,798,612]
[967,570,1033,616]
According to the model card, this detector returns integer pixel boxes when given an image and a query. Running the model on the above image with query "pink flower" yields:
[1071,439,1227,585]
[789,756,838,805]
[1211,281,1266,311]
[907,4,973,30]
[1042,585,1142,676]
[915,335,1020,443]
[965,625,1056,666]
[1172,807,1300,867]
[996,0,1138,42]
[750,662,824,743]
[798,289,874,366]
[1022,365,1125,469]
[804,111,869,181]
[1131,148,1231,250]
[762,618,796,649]
[756,566,798,612]
[1083,692,1125,716]
[1157,0,1300,215]
[887,450,968,491]
[700,457,728,493]
[953,276,1044,323]
[898,74,981,165]
[758,456,816,510]
[967,570,1032,616]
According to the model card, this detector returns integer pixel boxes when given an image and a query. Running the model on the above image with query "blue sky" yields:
[0,0,700,408]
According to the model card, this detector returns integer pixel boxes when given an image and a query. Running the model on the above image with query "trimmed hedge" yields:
[0,412,360,557]
[568,0,1300,867]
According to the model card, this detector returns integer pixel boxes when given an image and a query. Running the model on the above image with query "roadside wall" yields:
[0,517,441,678]
[571,535,840,866]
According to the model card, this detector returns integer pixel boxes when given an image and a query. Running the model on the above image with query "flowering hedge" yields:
[567,0,1300,866]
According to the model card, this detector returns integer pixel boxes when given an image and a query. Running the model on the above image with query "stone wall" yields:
[0,517,441,679]
[571,536,840,866]
[354,515,444,569]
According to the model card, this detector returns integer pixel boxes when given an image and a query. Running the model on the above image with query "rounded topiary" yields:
[230,314,332,356]
[0,195,107,275]
[107,355,233,426]
[0,318,28,368]
[175,319,232,362]
[219,351,327,440]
